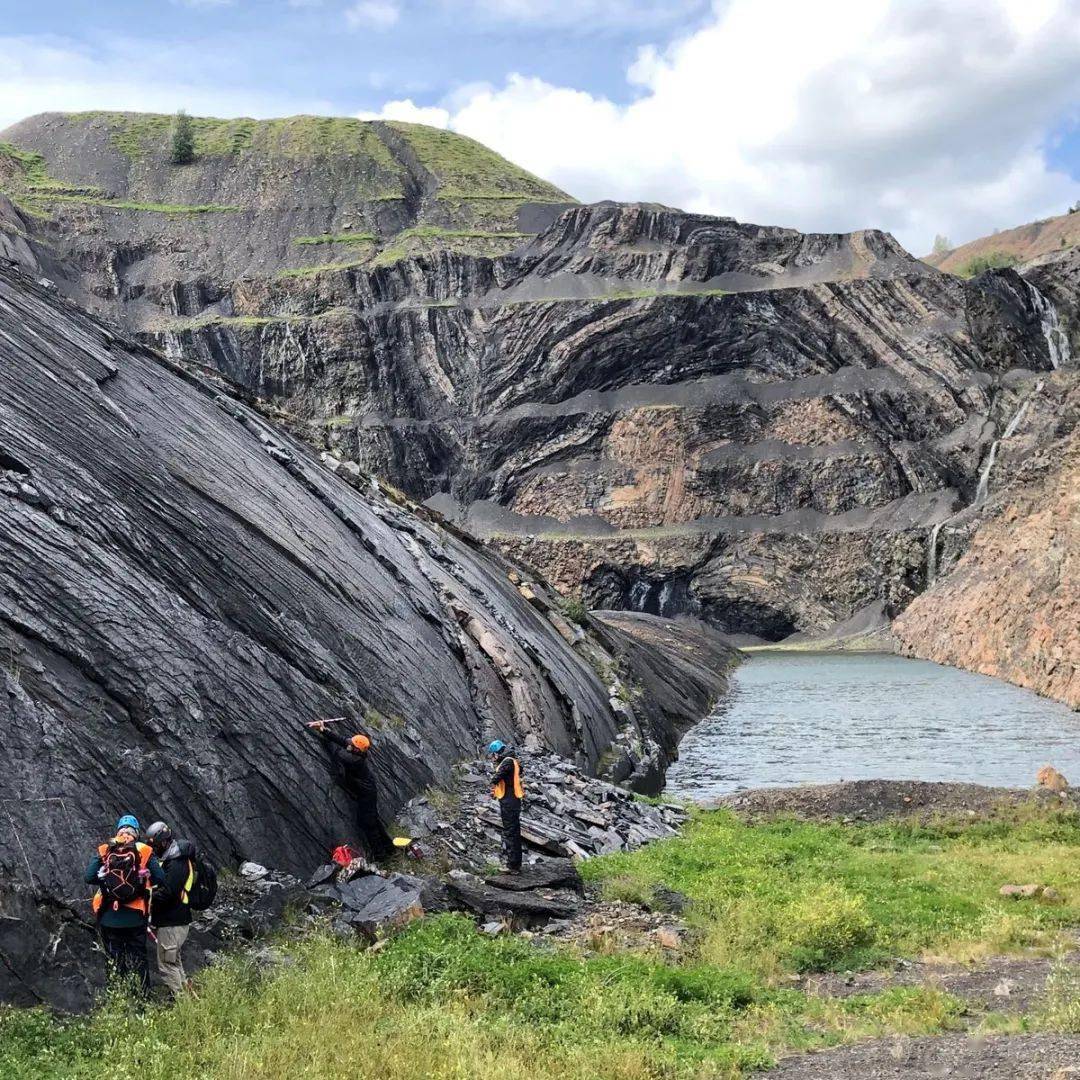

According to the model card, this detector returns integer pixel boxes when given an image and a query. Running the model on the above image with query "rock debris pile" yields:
[398,747,688,868]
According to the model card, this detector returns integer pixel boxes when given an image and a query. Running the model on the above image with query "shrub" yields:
[958,250,1018,277]
[169,110,195,165]
[783,883,877,971]
[562,597,588,625]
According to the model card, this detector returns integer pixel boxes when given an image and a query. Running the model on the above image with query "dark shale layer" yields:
[0,259,731,1008]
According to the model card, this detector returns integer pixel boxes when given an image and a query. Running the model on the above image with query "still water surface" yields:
[665,651,1080,804]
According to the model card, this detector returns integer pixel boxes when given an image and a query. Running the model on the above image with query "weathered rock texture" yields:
[893,247,1080,707]
[4,112,1074,647]
[894,388,1080,707]
[5,111,1080,697]
[0,259,731,1008]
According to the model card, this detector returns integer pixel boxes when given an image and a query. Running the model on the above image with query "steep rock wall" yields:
[0,262,731,1007]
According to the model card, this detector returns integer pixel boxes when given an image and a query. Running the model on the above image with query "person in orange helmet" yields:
[308,721,394,859]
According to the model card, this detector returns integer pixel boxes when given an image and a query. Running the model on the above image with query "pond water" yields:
[665,651,1080,804]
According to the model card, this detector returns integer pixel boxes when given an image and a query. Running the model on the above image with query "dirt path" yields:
[762,1033,1080,1078]
[799,942,1080,1018]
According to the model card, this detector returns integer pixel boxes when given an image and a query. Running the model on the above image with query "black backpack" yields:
[98,841,146,911]
[187,853,218,911]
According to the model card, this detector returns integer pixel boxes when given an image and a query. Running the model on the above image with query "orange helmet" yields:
[350,734,371,752]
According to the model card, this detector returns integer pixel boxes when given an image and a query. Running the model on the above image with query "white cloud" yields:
[345,0,400,30]
[392,0,1080,252]
[0,36,332,133]
[356,98,452,127]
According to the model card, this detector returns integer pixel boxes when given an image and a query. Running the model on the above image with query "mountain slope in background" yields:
[1,111,1072,652]
[926,209,1080,276]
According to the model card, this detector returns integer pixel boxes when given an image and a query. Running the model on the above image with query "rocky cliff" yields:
[894,247,1080,707]
[0,253,733,1007]
[2,110,1076,670]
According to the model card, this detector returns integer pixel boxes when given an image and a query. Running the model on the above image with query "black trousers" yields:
[499,796,522,870]
[100,923,150,996]
[355,793,395,859]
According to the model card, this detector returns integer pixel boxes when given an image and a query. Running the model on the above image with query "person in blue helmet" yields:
[487,740,524,873]
[85,815,164,996]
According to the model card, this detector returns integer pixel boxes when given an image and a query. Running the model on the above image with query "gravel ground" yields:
[799,943,1080,1017]
[715,779,1078,822]
[762,1034,1080,1078]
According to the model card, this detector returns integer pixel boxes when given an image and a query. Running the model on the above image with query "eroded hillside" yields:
[3,111,1076,659]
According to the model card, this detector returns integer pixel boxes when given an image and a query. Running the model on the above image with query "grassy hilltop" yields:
[4,805,1080,1079]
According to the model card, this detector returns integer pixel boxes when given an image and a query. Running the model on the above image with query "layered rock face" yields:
[0,259,732,1007]
[2,111,1074,651]
[894,248,1080,706]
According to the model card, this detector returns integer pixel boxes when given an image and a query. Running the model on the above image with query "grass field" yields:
[4,806,1079,1079]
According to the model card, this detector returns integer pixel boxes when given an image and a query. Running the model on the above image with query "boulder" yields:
[446,880,580,923]
[483,859,583,895]
[333,874,424,939]
[1037,766,1070,792]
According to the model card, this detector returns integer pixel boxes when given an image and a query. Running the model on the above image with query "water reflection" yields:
[665,651,1080,804]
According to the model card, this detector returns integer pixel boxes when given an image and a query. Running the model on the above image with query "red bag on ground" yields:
[331,844,359,867]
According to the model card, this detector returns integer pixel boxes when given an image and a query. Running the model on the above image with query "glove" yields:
[96,867,107,880]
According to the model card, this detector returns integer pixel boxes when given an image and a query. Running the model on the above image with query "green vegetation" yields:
[293,232,377,245]
[956,250,1020,277]
[561,597,589,626]
[396,225,531,241]
[3,807,1078,1078]
[585,808,1080,975]
[26,193,239,214]
[169,110,196,165]
[0,920,973,1079]
[388,120,570,202]
[275,259,369,279]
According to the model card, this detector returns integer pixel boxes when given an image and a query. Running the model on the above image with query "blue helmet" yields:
[487,740,506,755]
[115,814,141,834]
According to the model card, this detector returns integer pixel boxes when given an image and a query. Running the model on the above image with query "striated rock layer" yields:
[0,259,732,1008]
[4,111,1079,688]
[895,384,1080,708]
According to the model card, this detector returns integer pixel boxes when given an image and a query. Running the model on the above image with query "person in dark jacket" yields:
[145,821,195,997]
[308,721,395,859]
[85,815,164,996]
[488,741,524,873]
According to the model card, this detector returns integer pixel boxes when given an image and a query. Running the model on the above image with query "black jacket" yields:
[317,729,377,798]
[151,839,196,928]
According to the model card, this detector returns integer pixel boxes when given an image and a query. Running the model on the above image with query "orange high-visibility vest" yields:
[492,757,524,800]
[91,840,153,916]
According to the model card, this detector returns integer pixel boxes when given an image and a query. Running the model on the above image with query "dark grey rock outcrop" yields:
[0,261,729,1008]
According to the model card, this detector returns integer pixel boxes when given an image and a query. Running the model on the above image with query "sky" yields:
[1,0,1079,253]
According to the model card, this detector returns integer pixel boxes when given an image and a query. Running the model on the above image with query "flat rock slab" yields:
[447,880,580,922]
[483,859,583,894]
[763,1034,1080,1079]
[331,874,423,937]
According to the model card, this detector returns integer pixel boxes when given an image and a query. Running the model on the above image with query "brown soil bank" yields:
[763,1033,1080,1079]
[715,779,1079,821]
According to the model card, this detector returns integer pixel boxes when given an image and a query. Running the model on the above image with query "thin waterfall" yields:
[926,520,944,585]
[975,381,1043,504]
[931,378,1046,577]
[1030,285,1071,371]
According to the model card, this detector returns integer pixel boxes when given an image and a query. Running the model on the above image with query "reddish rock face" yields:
[895,418,1080,711]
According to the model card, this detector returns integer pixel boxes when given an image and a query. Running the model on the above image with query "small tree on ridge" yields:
[169,110,195,165]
